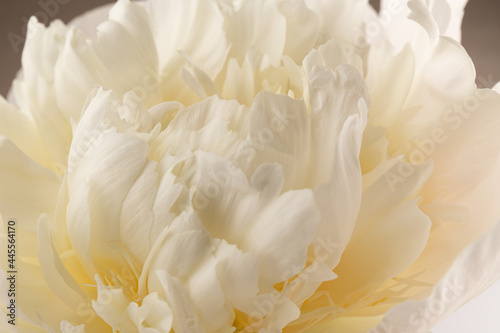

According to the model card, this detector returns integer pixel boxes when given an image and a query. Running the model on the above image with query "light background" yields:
[0,0,499,332]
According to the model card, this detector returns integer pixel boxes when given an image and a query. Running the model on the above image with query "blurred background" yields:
[0,0,499,96]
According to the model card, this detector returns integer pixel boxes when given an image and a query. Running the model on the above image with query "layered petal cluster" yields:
[1,0,500,332]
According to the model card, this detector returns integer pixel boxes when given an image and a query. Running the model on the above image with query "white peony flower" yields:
[1,0,500,332]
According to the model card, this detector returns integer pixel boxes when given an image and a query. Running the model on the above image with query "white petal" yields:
[308,65,369,187]
[92,277,134,329]
[126,293,173,333]
[90,0,161,106]
[305,0,370,46]
[224,0,286,66]
[120,161,158,264]
[241,189,320,287]
[69,3,113,39]
[152,270,207,333]
[321,198,431,311]
[276,0,321,62]
[13,18,72,166]
[380,0,468,52]
[0,96,50,168]
[152,95,248,159]
[67,130,149,273]
[313,104,368,270]
[214,241,260,314]
[182,151,282,245]
[371,219,500,333]
[0,138,60,228]
[356,158,433,233]
[37,215,89,311]
[60,321,86,333]
[245,90,311,190]
[397,89,500,290]
[303,39,364,79]
[53,28,101,122]
[439,0,468,42]
[148,0,228,77]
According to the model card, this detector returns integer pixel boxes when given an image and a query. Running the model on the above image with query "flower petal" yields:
[37,215,89,311]
[90,0,162,107]
[0,138,60,227]
[371,218,500,333]
[0,96,50,168]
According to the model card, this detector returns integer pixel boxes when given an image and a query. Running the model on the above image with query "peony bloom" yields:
[1,0,500,332]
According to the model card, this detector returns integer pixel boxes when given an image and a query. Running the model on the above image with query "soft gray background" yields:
[0,0,499,96]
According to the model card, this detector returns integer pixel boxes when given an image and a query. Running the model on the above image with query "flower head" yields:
[1,0,500,332]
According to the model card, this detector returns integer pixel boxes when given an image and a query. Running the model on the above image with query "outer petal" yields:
[147,0,229,105]
[0,96,50,168]
[89,0,162,107]
[0,138,60,227]
[379,0,468,52]
[37,215,89,312]
[322,199,431,306]
[69,3,113,39]
[371,219,500,333]
[11,18,71,166]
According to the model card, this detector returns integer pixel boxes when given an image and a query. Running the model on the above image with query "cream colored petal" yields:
[0,138,60,228]
[126,293,173,333]
[90,0,161,107]
[308,65,369,187]
[92,277,134,329]
[148,0,228,78]
[366,44,416,130]
[223,0,286,66]
[182,151,272,244]
[12,18,72,167]
[119,161,159,265]
[53,27,101,122]
[241,188,320,287]
[152,95,248,158]
[0,96,50,168]
[67,130,149,274]
[221,56,257,106]
[395,89,500,290]
[185,254,233,332]
[380,0,468,49]
[214,240,260,314]
[304,0,369,46]
[312,104,368,270]
[323,198,431,306]
[146,0,229,106]
[303,39,364,79]
[9,241,105,331]
[69,3,113,39]
[276,0,321,62]
[152,270,207,333]
[245,90,311,190]
[371,219,500,333]
[180,151,320,289]
[60,321,86,333]
[37,215,89,311]
[356,158,433,233]
[439,0,468,42]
